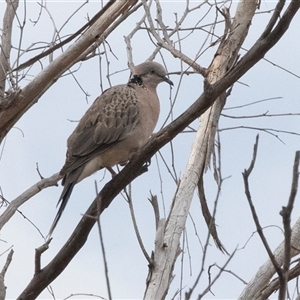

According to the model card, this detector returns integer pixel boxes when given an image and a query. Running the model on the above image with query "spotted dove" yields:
[48,61,173,236]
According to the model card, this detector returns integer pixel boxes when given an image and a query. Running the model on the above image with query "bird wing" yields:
[61,84,140,175]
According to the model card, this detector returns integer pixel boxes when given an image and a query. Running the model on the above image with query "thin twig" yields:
[197,248,237,299]
[35,239,51,274]
[242,135,283,279]
[94,181,112,300]
[279,151,300,299]
[219,125,300,143]
[222,112,300,119]
[0,172,62,231]
[125,185,152,264]
[12,3,114,72]
[148,192,160,230]
[1,249,14,277]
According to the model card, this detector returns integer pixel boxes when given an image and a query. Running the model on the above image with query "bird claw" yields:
[144,159,151,168]
[107,167,117,178]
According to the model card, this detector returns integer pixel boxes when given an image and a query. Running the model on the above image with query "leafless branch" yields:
[0,172,62,231]
[0,248,14,300]
[12,2,109,73]
[224,96,283,110]
[196,248,237,299]
[93,181,112,300]
[257,261,300,299]
[279,151,300,298]
[125,185,152,264]
[242,135,282,274]
[1,249,13,278]
[0,0,19,99]
[210,262,248,285]
[222,112,300,119]
[148,193,160,230]
[35,240,51,274]
[219,125,300,143]
[141,0,206,76]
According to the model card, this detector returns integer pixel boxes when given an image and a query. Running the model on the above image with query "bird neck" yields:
[128,75,144,87]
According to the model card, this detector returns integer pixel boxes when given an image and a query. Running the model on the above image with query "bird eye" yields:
[150,69,155,74]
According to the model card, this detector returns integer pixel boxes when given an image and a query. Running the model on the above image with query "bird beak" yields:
[163,76,173,86]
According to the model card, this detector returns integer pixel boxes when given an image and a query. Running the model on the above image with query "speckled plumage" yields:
[48,61,173,236]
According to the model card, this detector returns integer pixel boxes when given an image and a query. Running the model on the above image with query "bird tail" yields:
[47,180,76,238]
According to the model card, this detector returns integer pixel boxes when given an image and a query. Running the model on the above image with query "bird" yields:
[48,61,173,236]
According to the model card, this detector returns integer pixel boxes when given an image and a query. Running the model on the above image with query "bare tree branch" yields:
[257,261,300,299]
[242,135,284,277]
[0,0,19,99]
[279,151,300,299]
[125,185,152,264]
[0,249,14,300]
[35,240,51,274]
[0,172,62,231]
[11,1,103,73]
[93,181,113,300]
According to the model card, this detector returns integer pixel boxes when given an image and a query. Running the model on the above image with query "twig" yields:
[224,97,283,110]
[125,185,152,264]
[210,262,248,285]
[94,181,112,300]
[222,112,300,119]
[141,0,206,76]
[35,239,51,274]
[242,135,283,281]
[0,248,14,300]
[219,125,300,143]
[63,293,106,300]
[0,0,19,99]
[1,249,14,277]
[36,162,44,179]
[279,151,300,298]
[12,2,114,72]
[0,172,62,231]
[148,192,160,230]
[197,248,237,299]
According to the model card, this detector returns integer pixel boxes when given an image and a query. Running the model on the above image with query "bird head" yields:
[132,62,173,88]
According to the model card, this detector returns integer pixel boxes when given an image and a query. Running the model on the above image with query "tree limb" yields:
[0,172,62,231]
[0,0,19,99]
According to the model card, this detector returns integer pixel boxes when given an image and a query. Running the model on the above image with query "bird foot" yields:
[106,167,117,178]
[144,159,151,168]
